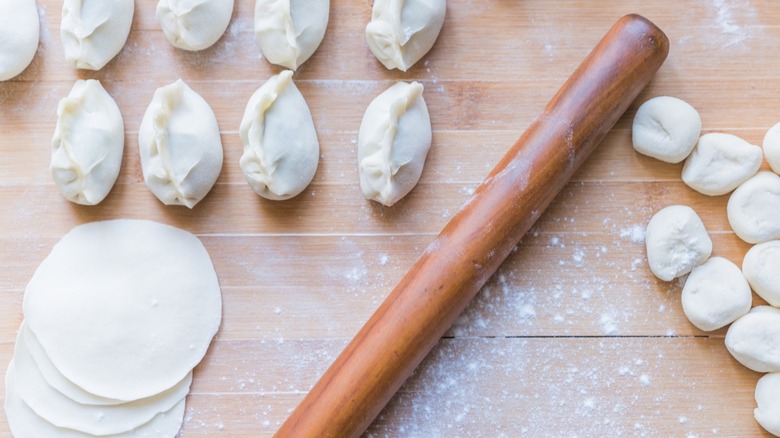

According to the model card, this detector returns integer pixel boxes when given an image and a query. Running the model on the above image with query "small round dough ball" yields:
[755,373,780,437]
[682,133,763,196]
[157,0,234,51]
[763,122,780,175]
[742,240,780,307]
[680,257,752,331]
[645,205,712,281]
[632,96,701,164]
[727,172,780,244]
[0,0,40,81]
[725,306,780,373]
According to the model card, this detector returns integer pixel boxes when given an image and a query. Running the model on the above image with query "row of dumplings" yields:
[0,0,446,80]
[52,73,433,208]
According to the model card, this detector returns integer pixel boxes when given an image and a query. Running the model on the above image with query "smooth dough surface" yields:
[51,79,124,206]
[762,122,780,175]
[157,0,234,51]
[0,0,39,81]
[366,0,446,71]
[645,205,712,281]
[239,70,319,200]
[742,240,780,307]
[725,306,780,373]
[61,0,134,70]
[681,133,762,196]
[22,220,222,401]
[755,373,780,437]
[727,172,780,244]
[632,96,701,164]
[680,257,752,332]
[139,79,224,208]
[254,0,329,70]
[358,81,432,206]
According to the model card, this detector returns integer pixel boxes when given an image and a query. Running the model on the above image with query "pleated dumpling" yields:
[239,70,319,200]
[358,81,432,206]
[254,0,329,70]
[61,0,134,70]
[139,80,223,208]
[156,0,234,51]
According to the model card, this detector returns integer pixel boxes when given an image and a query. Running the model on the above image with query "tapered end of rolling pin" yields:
[276,14,668,438]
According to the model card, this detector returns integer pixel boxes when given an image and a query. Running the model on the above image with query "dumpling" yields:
[0,0,39,81]
[358,81,432,206]
[139,80,223,208]
[239,70,319,200]
[254,0,329,70]
[157,0,234,51]
[51,80,124,206]
[366,0,446,72]
[61,0,134,70]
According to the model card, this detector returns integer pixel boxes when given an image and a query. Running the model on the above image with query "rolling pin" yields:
[276,14,669,437]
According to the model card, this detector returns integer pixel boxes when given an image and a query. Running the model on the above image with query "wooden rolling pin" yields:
[276,14,669,437]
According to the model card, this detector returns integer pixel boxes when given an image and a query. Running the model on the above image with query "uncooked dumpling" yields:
[725,306,780,373]
[763,122,780,175]
[727,172,780,244]
[61,0,134,70]
[366,0,446,71]
[358,81,432,206]
[742,240,780,307]
[51,79,124,206]
[645,205,712,281]
[139,79,224,208]
[157,0,234,51]
[0,0,39,81]
[681,133,762,196]
[239,70,319,200]
[755,373,780,437]
[254,0,329,70]
[680,257,752,332]
[632,96,701,164]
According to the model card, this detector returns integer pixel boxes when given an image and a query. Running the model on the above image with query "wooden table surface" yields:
[1,0,778,436]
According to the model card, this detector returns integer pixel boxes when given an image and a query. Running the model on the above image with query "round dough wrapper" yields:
[682,133,762,196]
[254,0,329,70]
[727,172,780,244]
[22,219,222,401]
[725,306,780,373]
[645,205,712,281]
[139,79,224,208]
[51,79,124,206]
[358,81,432,207]
[680,257,752,332]
[61,0,134,71]
[742,240,780,307]
[763,122,780,175]
[157,0,234,51]
[0,0,39,81]
[632,96,701,164]
[755,373,780,437]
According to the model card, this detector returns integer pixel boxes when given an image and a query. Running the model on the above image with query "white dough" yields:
[254,0,329,70]
[61,0,134,71]
[632,96,702,164]
[0,0,39,81]
[22,220,222,401]
[645,205,712,281]
[680,257,752,332]
[51,79,124,206]
[139,79,224,208]
[762,122,780,175]
[755,373,780,437]
[239,70,319,200]
[358,81,432,207]
[725,306,780,373]
[366,0,446,71]
[727,172,780,244]
[681,133,763,196]
[743,240,780,307]
[157,0,234,51]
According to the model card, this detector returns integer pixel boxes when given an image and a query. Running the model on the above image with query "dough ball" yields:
[254,0,329,70]
[727,172,780,244]
[358,81,432,207]
[682,133,763,196]
[725,306,780,373]
[680,257,752,332]
[51,80,124,206]
[366,0,446,72]
[645,205,712,281]
[742,240,780,307]
[755,373,780,437]
[139,79,224,208]
[763,122,780,175]
[157,0,234,51]
[0,0,39,81]
[239,70,319,200]
[631,96,701,163]
[61,0,134,71]
[22,220,222,401]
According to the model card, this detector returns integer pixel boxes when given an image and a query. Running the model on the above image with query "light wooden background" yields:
[1,0,778,436]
